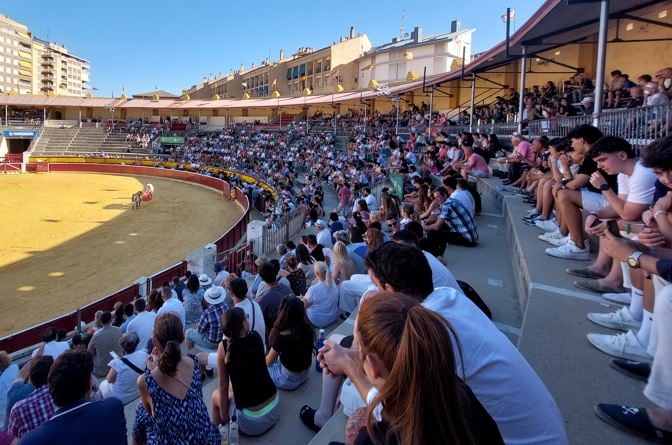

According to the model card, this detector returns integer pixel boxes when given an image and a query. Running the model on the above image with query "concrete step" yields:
[519,289,646,445]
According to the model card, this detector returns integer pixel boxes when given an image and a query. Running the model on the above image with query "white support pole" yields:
[395,98,400,135]
[428,90,433,138]
[517,46,527,134]
[592,0,609,127]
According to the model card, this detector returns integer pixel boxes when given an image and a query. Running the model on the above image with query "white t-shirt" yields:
[364,194,378,211]
[617,160,657,205]
[106,349,148,403]
[423,288,568,445]
[422,251,461,290]
[32,340,70,360]
[316,228,333,249]
[235,298,266,349]
[126,311,157,351]
[157,296,186,327]
[305,281,340,328]
[450,189,475,217]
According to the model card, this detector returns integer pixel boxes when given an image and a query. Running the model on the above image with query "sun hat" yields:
[581,96,594,104]
[315,219,326,227]
[198,273,212,286]
[204,286,227,305]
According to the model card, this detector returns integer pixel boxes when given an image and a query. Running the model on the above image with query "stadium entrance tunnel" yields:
[7,138,31,154]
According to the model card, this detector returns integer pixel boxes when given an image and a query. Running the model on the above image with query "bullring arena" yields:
[0,170,243,337]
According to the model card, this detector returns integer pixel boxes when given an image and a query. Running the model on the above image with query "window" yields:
[307,62,313,75]
[292,66,299,79]
[315,61,321,74]
[299,64,306,75]
[286,68,292,80]
[324,59,331,71]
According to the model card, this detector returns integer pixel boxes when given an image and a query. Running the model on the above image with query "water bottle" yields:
[315,328,325,372]
[229,415,239,445]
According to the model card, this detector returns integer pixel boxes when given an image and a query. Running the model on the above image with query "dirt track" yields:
[0,172,242,336]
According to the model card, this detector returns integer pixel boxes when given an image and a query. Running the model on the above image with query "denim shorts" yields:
[267,360,309,391]
[237,392,280,436]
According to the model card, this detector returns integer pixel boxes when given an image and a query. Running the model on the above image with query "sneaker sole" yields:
[545,250,590,261]
[566,268,607,280]
[586,313,641,331]
[608,361,650,382]
[593,406,665,443]
[546,238,570,247]
[602,295,631,305]
[586,334,651,361]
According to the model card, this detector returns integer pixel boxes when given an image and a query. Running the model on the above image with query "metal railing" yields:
[445,104,672,147]
[528,104,672,145]
[251,205,307,257]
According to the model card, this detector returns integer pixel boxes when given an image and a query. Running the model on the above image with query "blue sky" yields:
[1,0,543,96]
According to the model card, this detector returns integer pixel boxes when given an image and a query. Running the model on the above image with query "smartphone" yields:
[590,218,603,228]
[607,220,622,238]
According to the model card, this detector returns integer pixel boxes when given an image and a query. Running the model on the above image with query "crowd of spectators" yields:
[494,115,672,441]
[1,68,671,444]
[467,66,672,127]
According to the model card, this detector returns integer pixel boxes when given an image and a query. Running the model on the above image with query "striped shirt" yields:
[438,198,479,243]
[7,385,55,438]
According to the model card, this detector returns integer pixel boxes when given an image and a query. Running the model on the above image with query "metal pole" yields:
[469,75,476,132]
[43,107,46,123]
[395,98,400,135]
[4,104,7,126]
[428,90,433,138]
[592,0,609,127]
[517,46,527,134]
[364,101,367,133]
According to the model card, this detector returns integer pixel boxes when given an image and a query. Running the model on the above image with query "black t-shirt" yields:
[259,284,293,338]
[653,179,671,202]
[272,331,313,372]
[353,381,503,445]
[225,331,277,409]
[577,157,618,193]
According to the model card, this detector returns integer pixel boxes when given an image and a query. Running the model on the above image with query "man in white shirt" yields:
[443,176,476,217]
[31,328,70,360]
[156,284,185,327]
[307,243,568,444]
[362,187,378,211]
[315,220,333,249]
[126,298,156,352]
[581,137,658,361]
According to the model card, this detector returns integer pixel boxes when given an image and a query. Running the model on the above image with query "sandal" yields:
[300,405,321,433]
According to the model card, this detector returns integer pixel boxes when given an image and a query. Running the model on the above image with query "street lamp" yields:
[106,105,116,130]
[272,90,281,130]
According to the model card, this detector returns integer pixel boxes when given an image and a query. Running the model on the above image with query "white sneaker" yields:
[538,228,560,240]
[602,292,631,305]
[547,234,571,247]
[526,208,539,215]
[587,307,642,331]
[587,330,652,361]
[545,240,590,260]
[535,219,559,232]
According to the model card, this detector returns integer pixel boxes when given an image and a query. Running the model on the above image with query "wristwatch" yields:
[627,251,643,268]
[599,183,610,192]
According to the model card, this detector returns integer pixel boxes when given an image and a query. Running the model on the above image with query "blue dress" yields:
[132,354,219,444]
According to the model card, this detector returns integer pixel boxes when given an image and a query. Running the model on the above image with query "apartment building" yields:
[186,27,372,99]
[33,38,90,96]
[0,15,33,95]
[356,22,474,90]
[0,14,90,96]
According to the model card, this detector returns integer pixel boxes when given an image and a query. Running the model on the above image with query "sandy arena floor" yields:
[0,172,243,337]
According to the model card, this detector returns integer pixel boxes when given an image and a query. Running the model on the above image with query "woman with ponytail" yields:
[353,292,503,445]
[301,261,340,328]
[212,307,279,436]
[132,313,219,445]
